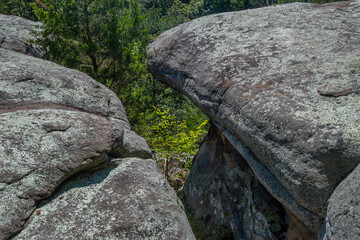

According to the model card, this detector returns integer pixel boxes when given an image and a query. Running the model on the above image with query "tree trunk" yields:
[164,157,170,181]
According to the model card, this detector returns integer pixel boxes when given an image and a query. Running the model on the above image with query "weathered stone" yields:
[319,163,360,240]
[110,128,153,159]
[12,158,194,240]
[0,14,193,240]
[184,123,286,239]
[147,0,360,237]
[0,50,151,238]
[0,48,129,127]
[0,14,44,57]
[0,109,115,239]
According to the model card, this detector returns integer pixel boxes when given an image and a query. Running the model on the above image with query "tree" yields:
[140,0,189,37]
[188,0,245,19]
[32,0,208,155]
[0,0,37,20]
[32,0,148,92]
[144,107,208,180]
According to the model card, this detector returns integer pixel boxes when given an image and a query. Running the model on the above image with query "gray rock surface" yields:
[13,158,195,240]
[0,47,129,128]
[0,15,194,240]
[147,0,360,237]
[111,128,154,159]
[320,163,360,240]
[0,108,120,239]
[0,14,44,57]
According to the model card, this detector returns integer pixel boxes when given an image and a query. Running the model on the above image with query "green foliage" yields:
[144,107,208,169]
[188,0,245,19]
[31,0,208,178]
[141,0,189,37]
[32,0,149,92]
[0,0,37,20]
[263,207,286,237]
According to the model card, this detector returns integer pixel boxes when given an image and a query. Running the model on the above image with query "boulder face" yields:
[0,14,44,58]
[320,162,360,240]
[0,15,195,240]
[147,0,360,238]
[12,158,194,240]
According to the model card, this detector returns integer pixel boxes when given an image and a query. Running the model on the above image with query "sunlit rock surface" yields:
[0,15,194,240]
[148,1,360,238]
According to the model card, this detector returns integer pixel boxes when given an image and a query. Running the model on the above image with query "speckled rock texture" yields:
[12,158,195,240]
[0,15,194,240]
[147,0,360,238]
[319,163,360,240]
[0,14,44,57]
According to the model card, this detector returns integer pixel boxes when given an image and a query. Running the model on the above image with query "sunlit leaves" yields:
[144,107,208,170]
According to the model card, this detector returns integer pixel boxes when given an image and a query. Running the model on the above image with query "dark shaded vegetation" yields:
[0,0,37,20]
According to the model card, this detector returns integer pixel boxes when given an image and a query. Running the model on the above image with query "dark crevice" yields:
[15,77,34,82]
[317,87,360,97]
[181,123,288,239]
[0,36,5,46]
[213,122,322,232]
[43,125,71,133]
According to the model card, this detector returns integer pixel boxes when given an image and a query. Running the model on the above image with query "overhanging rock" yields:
[147,1,360,238]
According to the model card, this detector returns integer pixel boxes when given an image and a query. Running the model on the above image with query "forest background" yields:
[0,0,343,188]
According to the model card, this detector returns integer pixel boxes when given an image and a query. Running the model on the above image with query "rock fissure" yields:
[11,158,195,240]
[214,122,322,230]
[5,168,37,186]
[317,87,360,97]
[0,37,5,46]
[0,102,102,116]
[8,161,115,239]
[15,77,34,83]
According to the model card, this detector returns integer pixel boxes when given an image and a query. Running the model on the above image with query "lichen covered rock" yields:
[13,158,194,240]
[0,14,44,57]
[147,1,360,238]
[320,163,360,240]
[0,15,194,240]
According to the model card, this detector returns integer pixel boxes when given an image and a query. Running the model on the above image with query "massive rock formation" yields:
[147,1,360,239]
[0,15,195,240]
